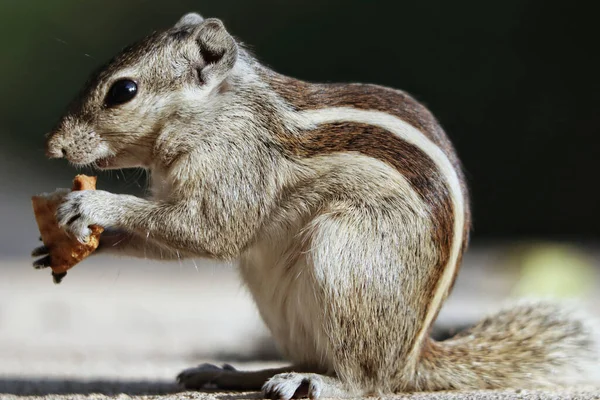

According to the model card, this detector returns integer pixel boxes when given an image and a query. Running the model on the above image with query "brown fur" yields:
[278,121,454,308]
[257,66,462,169]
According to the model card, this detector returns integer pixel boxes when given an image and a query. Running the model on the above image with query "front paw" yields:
[56,190,115,243]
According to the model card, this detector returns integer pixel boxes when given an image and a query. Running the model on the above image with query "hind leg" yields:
[298,208,437,395]
[237,200,436,397]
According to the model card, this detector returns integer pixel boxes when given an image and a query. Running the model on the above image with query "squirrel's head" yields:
[45,13,240,169]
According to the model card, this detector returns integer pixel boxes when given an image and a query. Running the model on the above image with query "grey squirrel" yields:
[35,12,599,399]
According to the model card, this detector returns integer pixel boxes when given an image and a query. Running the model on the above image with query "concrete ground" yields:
[1,245,600,399]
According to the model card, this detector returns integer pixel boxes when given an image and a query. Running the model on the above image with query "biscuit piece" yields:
[31,175,104,283]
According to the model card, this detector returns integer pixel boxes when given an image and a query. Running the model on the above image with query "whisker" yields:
[144,231,150,260]
[113,267,121,285]
[101,138,154,147]
[111,235,127,247]
[131,168,145,189]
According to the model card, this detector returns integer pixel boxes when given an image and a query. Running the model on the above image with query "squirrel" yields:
[35,12,599,398]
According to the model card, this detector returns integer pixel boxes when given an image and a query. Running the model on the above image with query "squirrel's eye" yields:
[105,79,138,107]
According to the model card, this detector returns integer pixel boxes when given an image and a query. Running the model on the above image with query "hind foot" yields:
[262,373,350,399]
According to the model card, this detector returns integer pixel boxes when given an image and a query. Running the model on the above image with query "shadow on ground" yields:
[0,378,267,399]
[0,325,474,397]
[0,378,179,396]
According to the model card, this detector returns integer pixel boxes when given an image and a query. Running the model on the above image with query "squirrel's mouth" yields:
[94,156,116,169]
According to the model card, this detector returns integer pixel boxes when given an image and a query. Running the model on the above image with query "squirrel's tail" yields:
[411,300,600,391]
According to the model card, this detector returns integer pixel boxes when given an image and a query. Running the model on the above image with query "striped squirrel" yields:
[36,12,599,398]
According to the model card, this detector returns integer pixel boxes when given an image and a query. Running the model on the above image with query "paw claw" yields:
[75,228,92,244]
[222,363,237,371]
[33,255,51,269]
[52,271,67,284]
[31,245,49,257]
[263,373,323,400]
[55,191,109,239]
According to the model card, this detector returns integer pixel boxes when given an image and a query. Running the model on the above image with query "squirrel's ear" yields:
[175,12,204,28]
[194,18,238,84]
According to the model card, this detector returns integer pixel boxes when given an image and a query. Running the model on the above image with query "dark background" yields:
[0,0,598,257]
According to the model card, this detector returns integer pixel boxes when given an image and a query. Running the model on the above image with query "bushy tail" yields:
[412,300,600,391]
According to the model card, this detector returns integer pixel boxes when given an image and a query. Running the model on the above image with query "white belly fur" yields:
[240,240,331,369]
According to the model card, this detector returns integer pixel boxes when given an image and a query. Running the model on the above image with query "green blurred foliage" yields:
[0,0,598,238]
[511,243,596,298]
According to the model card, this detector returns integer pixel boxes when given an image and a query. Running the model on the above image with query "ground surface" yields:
[1,246,599,399]
[3,388,600,400]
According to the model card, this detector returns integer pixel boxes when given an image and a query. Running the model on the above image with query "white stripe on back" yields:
[296,107,465,363]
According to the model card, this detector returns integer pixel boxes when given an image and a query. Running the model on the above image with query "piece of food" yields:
[31,175,104,283]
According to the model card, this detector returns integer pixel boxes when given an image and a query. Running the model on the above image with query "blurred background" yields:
[0,0,599,396]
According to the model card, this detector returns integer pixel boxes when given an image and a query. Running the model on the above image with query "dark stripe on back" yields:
[258,66,456,164]
[280,122,454,287]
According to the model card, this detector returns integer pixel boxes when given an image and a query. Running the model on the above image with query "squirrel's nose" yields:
[45,132,66,159]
